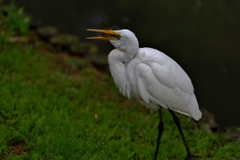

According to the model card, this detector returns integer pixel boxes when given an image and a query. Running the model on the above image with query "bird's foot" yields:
[185,153,200,160]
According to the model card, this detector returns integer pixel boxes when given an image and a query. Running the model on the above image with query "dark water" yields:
[12,0,240,128]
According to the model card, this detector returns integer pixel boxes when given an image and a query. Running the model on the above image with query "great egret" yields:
[87,28,202,160]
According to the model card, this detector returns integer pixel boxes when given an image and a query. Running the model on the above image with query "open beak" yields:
[86,29,120,41]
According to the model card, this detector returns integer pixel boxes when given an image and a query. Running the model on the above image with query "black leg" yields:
[169,110,199,160]
[153,108,164,160]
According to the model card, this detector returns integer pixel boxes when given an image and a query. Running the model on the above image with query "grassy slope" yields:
[0,39,239,160]
[0,4,240,160]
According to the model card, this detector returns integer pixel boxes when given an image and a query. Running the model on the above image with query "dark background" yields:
[10,0,240,128]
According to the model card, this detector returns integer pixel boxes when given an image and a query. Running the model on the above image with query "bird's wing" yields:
[131,48,201,119]
[138,48,194,95]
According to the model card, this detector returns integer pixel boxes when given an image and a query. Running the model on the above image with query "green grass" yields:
[0,1,29,45]
[0,3,240,160]
[1,2,29,34]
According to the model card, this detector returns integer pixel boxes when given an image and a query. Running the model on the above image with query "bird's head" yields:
[87,29,139,54]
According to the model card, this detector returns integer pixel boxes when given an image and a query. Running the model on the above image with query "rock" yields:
[200,108,219,132]
[225,126,240,142]
[9,36,29,43]
[37,26,58,40]
[50,34,79,45]
[50,34,79,50]
[89,52,109,71]
[69,42,98,56]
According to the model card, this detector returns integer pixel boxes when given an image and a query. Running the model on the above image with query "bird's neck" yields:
[125,46,139,61]
[108,49,133,98]
[110,48,138,63]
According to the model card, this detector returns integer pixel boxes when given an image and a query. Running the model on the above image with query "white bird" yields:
[87,28,202,160]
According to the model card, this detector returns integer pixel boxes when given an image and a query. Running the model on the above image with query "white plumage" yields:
[107,30,201,121]
[87,28,202,160]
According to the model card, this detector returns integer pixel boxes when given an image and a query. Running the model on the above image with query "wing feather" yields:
[128,47,201,120]
[141,48,194,95]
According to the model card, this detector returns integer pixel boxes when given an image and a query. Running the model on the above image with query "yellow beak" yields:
[86,29,120,41]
